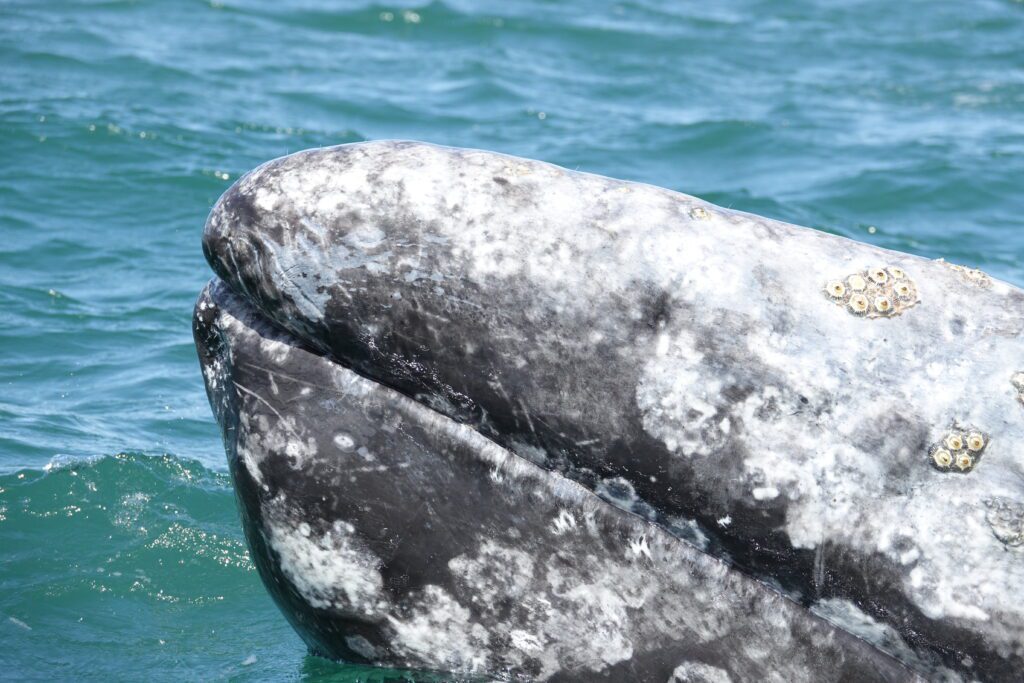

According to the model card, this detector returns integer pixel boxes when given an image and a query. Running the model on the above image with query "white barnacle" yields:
[942,260,993,289]
[848,293,869,314]
[966,433,986,452]
[889,266,906,280]
[967,268,989,283]
[894,282,914,299]
[932,448,953,469]
[690,206,711,220]
[945,433,965,451]
[868,267,889,284]
[847,274,867,291]
[873,296,892,314]
[826,280,847,299]
[956,452,974,472]
[333,433,356,451]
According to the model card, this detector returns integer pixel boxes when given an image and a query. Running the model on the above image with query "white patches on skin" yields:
[551,509,577,535]
[628,534,652,560]
[200,358,225,397]
[236,400,317,476]
[633,272,1024,642]
[668,661,734,683]
[637,332,718,457]
[254,188,279,212]
[752,486,780,501]
[509,629,544,653]
[386,586,489,675]
[266,513,385,614]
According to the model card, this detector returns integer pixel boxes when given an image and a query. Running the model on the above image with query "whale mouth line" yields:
[203,276,712,551]
[207,276,529,462]
[204,277,792,595]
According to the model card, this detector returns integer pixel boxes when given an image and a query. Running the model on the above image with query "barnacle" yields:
[932,449,953,469]
[690,206,710,220]
[894,282,914,299]
[929,424,988,474]
[941,260,993,289]
[848,294,869,314]
[824,266,919,318]
[826,281,847,299]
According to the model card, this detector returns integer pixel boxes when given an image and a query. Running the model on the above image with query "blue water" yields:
[2,1,1023,680]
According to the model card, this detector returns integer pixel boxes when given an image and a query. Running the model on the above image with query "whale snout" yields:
[201,143,409,316]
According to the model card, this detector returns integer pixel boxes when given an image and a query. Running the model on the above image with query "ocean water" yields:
[2,0,1023,680]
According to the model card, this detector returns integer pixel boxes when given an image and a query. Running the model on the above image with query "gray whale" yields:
[197,140,1024,680]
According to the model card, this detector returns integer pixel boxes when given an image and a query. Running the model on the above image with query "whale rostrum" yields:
[197,140,1024,681]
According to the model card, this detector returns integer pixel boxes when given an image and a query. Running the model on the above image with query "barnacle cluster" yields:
[824,265,919,318]
[1012,372,1024,406]
[929,424,989,474]
[941,260,993,289]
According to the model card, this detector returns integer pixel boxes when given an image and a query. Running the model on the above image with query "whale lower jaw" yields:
[194,278,921,682]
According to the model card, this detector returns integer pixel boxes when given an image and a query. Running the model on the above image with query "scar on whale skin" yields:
[929,423,989,473]
[824,266,919,318]
[985,498,1024,548]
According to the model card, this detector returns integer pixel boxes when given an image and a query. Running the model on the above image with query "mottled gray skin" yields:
[194,280,918,682]
[201,140,1024,680]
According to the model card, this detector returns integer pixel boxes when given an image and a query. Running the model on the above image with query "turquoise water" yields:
[2,1,1023,680]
